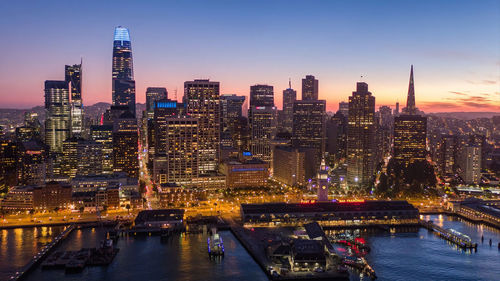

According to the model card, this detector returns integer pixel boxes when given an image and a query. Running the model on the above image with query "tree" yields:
[29,209,35,218]
[53,207,60,213]
[126,204,131,215]
[102,204,108,213]
[79,206,85,214]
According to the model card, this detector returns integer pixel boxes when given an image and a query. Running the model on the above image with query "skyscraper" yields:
[250,106,277,163]
[113,112,139,178]
[250,85,274,107]
[393,115,427,165]
[220,94,245,148]
[403,65,417,115]
[393,65,427,166]
[65,63,83,136]
[282,82,296,134]
[44,80,71,153]
[146,87,168,115]
[302,75,319,100]
[249,85,276,163]
[90,125,114,174]
[112,26,136,116]
[346,82,376,189]
[292,100,326,178]
[151,100,199,185]
[184,79,220,174]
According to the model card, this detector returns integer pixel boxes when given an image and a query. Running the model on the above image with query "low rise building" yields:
[220,155,269,189]
[241,200,419,227]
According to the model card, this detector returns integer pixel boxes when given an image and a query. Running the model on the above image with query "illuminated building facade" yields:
[250,84,274,107]
[112,26,136,116]
[221,156,269,189]
[250,106,276,163]
[44,80,71,153]
[437,134,456,175]
[393,115,427,166]
[90,125,114,174]
[292,100,326,174]
[346,82,376,189]
[154,117,199,185]
[301,75,318,100]
[184,79,220,174]
[282,84,297,133]
[65,63,83,136]
[220,94,245,148]
[273,146,306,186]
[113,112,139,179]
[17,140,47,186]
[458,145,481,185]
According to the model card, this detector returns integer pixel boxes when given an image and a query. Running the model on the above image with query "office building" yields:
[282,82,297,133]
[90,125,114,174]
[346,82,376,189]
[65,63,83,136]
[302,75,318,100]
[272,146,306,186]
[292,100,326,175]
[112,26,136,116]
[44,80,71,153]
[113,112,138,179]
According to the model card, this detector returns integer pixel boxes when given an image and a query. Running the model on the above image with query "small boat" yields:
[208,230,224,257]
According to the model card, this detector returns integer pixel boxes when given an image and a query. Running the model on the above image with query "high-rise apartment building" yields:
[184,80,220,174]
[346,82,376,189]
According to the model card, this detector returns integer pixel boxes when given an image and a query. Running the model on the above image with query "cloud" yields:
[449,91,467,96]
[466,79,498,85]
[421,91,500,112]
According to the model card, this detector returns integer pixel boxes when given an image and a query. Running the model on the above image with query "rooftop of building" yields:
[241,200,418,215]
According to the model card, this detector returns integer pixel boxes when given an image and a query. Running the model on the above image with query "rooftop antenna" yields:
[288,78,291,89]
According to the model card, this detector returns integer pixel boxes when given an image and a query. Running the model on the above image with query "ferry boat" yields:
[207,232,224,257]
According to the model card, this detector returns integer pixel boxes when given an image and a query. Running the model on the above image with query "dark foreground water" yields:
[355,215,500,281]
[23,228,267,281]
[2,215,500,281]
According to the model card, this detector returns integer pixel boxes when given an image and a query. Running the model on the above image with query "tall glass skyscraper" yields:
[112,26,136,117]
[44,80,71,153]
[65,62,83,136]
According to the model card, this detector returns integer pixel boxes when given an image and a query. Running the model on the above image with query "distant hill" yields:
[0,103,147,131]
[428,112,500,120]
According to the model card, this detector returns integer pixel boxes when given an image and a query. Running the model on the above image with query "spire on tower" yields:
[406,65,416,115]
[288,78,291,89]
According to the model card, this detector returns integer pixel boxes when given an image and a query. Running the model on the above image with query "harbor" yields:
[4,210,500,281]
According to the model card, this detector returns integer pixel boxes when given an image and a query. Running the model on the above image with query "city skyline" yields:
[0,0,498,112]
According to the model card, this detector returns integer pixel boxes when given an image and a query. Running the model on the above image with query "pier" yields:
[420,220,478,250]
[9,224,76,280]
